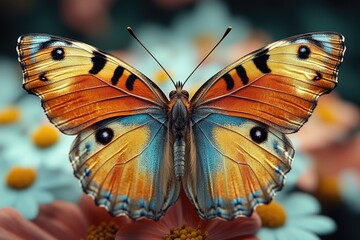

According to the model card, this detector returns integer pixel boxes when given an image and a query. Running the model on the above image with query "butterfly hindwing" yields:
[184,112,293,220]
[17,34,168,135]
[191,32,345,134]
[70,113,180,220]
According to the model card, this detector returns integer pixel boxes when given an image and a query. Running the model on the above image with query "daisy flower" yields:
[129,38,223,98]
[0,57,25,151]
[0,113,21,158]
[286,138,318,193]
[283,145,312,191]
[256,192,336,240]
[1,95,82,203]
[0,157,74,219]
[127,0,269,97]
[305,133,360,207]
[170,0,272,67]
[0,57,23,109]
[116,192,261,240]
[1,93,81,219]
[340,170,360,213]
[293,92,360,152]
[255,140,336,240]
[171,0,253,63]
[127,19,224,96]
[0,195,130,239]
[0,97,45,158]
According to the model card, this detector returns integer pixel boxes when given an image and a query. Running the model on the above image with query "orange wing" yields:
[17,34,168,135]
[191,32,345,134]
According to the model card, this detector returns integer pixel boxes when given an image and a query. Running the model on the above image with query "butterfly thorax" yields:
[168,82,190,180]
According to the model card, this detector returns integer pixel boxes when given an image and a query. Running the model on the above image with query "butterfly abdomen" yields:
[174,138,185,180]
[170,87,191,180]
[171,99,187,179]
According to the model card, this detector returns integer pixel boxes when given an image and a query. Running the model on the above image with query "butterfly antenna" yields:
[127,27,176,87]
[182,26,232,87]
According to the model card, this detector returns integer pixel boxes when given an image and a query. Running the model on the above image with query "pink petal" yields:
[297,166,319,192]
[79,195,130,226]
[203,213,261,240]
[162,191,203,227]
[310,134,360,178]
[33,200,89,240]
[0,229,28,240]
[116,193,202,239]
[116,220,168,240]
[0,208,57,240]
[116,192,261,239]
[294,93,360,152]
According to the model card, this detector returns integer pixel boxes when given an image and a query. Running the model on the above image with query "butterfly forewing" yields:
[17,34,168,135]
[191,32,345,134]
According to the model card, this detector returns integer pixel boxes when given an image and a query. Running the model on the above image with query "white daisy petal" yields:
[283,152,311,190]
[281,227,321,240]
[37,170,74,189]
[1,127,78,220]
[14,195,39,220]
[0,58,23,107]
[281,192,320,216]
[340,170,360,212]
[34,190,55,204]
[0,190,17,207]
[258,192,334,239]
[273,227,298,240]
[50,184,82,202]
[17,96,46,132]
[288,215,336,235]
[257,228,277,240]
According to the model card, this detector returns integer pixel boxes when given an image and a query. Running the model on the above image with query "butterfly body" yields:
[17,32,345,221]
[168,82,191,179]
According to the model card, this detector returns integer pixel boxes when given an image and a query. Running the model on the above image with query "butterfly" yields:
[17,31,345,221]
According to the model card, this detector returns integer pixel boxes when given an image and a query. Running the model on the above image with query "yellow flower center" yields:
[0,106,20,124]
[316,105,337,124]
[154,70,170,84]
[83,221,119,240]
[314,176,341,206]
[164,224,208,240]
[256,201,287,228]
[6,166,37,189]
[32,124,59,148]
